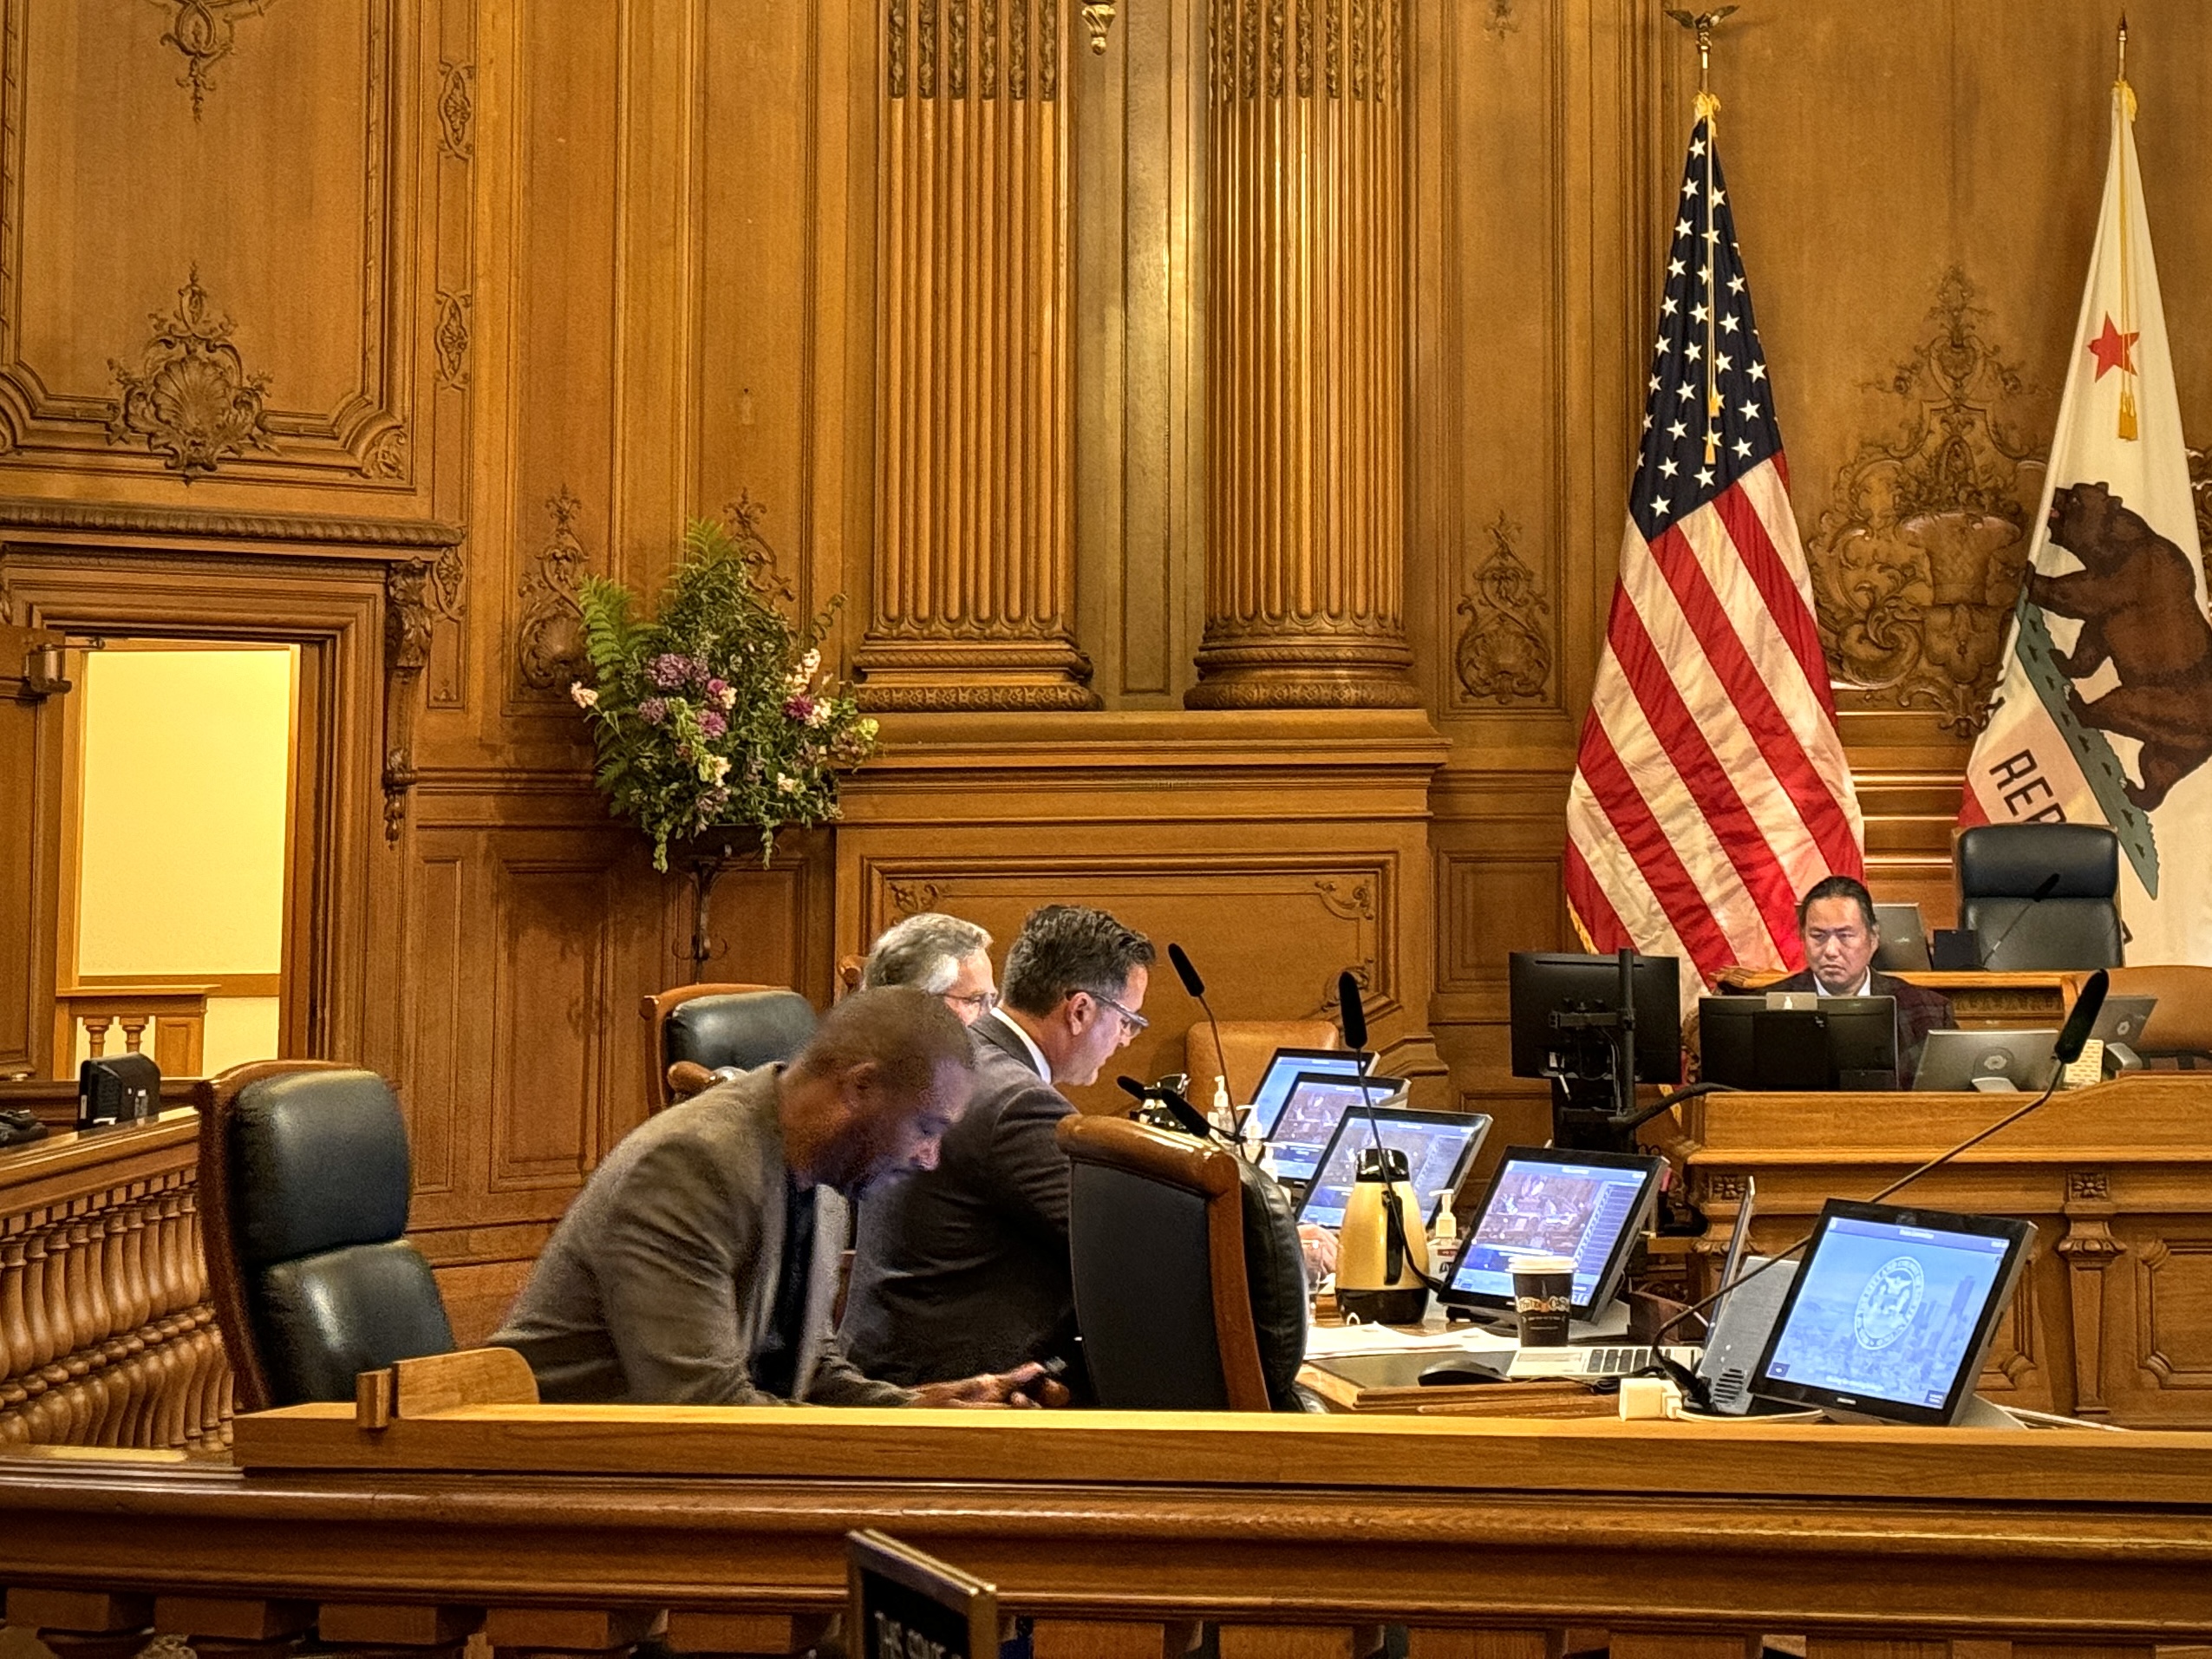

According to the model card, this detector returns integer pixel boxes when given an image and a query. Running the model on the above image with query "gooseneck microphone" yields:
[1653,969,2112,1361]
[1167,943,1237,1113]
[1115,1074,1223,1144]
[1976,872,2062,968]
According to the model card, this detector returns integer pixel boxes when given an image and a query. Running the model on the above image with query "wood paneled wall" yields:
[4,1,2211,1326]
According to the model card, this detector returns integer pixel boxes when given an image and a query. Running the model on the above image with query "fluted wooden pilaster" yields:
[859,0,1101,710]
[1188,0,1416,709]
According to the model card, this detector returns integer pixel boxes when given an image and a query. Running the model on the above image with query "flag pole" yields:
[1666,7,1737,462]
[2114,11,2138,441]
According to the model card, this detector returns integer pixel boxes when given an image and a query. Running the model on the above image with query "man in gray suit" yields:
[841,905,1154,1388]
[493,986,1060,1408]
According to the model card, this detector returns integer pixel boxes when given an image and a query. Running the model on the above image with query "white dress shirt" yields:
[989,1006,1053,1081]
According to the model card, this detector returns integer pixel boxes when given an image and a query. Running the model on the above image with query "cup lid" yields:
[1511,1254,1578,1273]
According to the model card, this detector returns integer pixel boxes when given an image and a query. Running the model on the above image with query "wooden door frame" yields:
[0,542,393,1069]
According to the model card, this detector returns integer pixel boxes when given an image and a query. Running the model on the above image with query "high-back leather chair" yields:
[1056,1114,1308,1411]
[1956,824,2124,970]
[2103,965,2212,1068]
[196,1060,453,1411]
[1184,1019,1343,1105]
[640,983,819,1110]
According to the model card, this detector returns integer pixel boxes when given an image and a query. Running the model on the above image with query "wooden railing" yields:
[3,1408,2211,1658]
[0,1110,229,1450]
[49,985,213,1081]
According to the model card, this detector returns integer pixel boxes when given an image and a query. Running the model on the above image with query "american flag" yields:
[1564,113,1863,993]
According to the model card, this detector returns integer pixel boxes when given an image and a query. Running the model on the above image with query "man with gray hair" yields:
[862,911,998,1025]
[842,904,1154,1389]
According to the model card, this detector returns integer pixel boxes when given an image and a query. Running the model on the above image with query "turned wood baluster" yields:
[25,1217,66,1384]
[148,1328,187,1449]
[150,1185,186,1328]
[129,1341,170,1449]
[88,1205,123,1357]
[181,1187,208,1303]
[120,1190,153,1332]
[80,1013,113,1060]
[61,1213,101,1374]
[0,1227,34,1406]
[47,1212,88,1381]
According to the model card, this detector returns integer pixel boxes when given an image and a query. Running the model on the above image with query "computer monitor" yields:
[1441,1145,1663,1323]
[1245,1047,1374,1138]
[1294,1106,1492,1231]
[1872,903,1931,971]
[1750,1199,2036,1426]
[1265,1071,1406,1185]
[2093,994,2157,1051]
[1509,951,1681,1085]
[1705,1175,1758,1336]
[1700,995,1899,1091]
[1912,1029,2059,1092]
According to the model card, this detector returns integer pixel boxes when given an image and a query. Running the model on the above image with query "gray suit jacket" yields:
[492,1065,910,1407]
[840,1011,1077,1385]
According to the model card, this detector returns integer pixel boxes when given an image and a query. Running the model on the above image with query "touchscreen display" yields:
[1267,1075,1395,1185]
[1299,1114,1487,1231]
[1759,1213,2013,1412]
[1249,1052,1369,1139]
[1448,1154,1651,1308]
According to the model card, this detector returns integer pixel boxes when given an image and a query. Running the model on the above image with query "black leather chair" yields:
[1956,824,2124,970]
[196,1060,454,1411]
[1056,1115,1308,1412]
[640,983,820,1110]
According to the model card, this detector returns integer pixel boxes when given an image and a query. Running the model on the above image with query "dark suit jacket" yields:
[840,1012,1078,1385]
[491,1066,909,1406]
[1768,970,1954,1087]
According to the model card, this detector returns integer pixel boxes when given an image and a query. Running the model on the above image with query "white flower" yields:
[704,754,732,785]
[775,772,801,794]
[570,682,599,709]
[806,698,832,728]
[715,683,738,711]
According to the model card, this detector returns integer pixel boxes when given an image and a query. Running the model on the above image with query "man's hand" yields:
[1298,1222,1340,1280]
[909,1362,1071,1409]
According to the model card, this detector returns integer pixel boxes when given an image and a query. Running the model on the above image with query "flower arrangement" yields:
[571,517,878,871]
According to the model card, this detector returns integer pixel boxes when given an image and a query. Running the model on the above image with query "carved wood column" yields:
[858,0,1101,711]
[1188,0,1416,709]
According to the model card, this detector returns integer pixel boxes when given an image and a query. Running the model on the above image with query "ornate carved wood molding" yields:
[106,271,274,478]
[1806,268,2044,735]
[382,559,434,844]
[153,0,280,119]
[0,500,461,551]
[437,57,475,158]
[1453,511,1552,706]
[514,490,591,698]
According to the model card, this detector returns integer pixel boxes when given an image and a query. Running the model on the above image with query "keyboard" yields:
[1504,1343,1654,1380]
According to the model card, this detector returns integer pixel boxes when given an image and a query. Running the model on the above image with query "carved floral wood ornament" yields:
[153,0,279,118]
[107,270,275,477]
[1807,269,2044,735]
[1453,511,1551,705]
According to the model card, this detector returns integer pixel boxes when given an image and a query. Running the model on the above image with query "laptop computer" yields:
[1872,903,1932,971]
[1913,1028,2059,1092]
[1294,1105,1491,1231]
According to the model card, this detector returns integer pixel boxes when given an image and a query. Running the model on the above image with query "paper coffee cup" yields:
[1511,1254,1576,1347]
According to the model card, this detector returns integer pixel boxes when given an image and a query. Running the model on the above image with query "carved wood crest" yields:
[515,490,591,696]
[153,0,280,119]
[1452,510,1551,705]
[1806,269,2045,735]
[107,270,275,478]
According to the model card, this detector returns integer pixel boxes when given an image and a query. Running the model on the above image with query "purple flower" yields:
[649,652,703,690]
[698,708,728,740]
[783,694,816,724]
[638,696,669,725]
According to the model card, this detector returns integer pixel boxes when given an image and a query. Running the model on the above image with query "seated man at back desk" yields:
[841,905,1154,1389]
[1765,874,1954,1087]
[492,987,1061,1408]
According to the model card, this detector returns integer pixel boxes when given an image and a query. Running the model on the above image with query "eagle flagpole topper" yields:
[1960,18,2212,964]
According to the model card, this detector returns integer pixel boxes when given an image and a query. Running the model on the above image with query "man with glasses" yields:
[862,911,1000,1025]
[1766,874,1953,1087]
[842,905,1154,1390]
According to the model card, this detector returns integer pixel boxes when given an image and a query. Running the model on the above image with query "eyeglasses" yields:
[944,990,999,1014]
[1086,990,1149,1036]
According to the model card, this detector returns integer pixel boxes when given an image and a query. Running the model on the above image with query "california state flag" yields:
[1961,75,2212,964]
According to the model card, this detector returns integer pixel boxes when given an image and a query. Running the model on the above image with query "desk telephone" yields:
[0,1108,48,1148]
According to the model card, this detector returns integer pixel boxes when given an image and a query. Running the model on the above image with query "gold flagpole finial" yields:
[1665,6,1738,103]
[2117,12,2128,85]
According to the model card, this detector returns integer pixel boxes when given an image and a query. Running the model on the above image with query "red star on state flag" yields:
[2087,313,2139,379]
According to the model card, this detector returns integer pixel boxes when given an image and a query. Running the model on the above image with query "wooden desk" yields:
[6,1407,2212,1659]
[1682,1073,2212,1427]
[1717,966,2077,1029]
